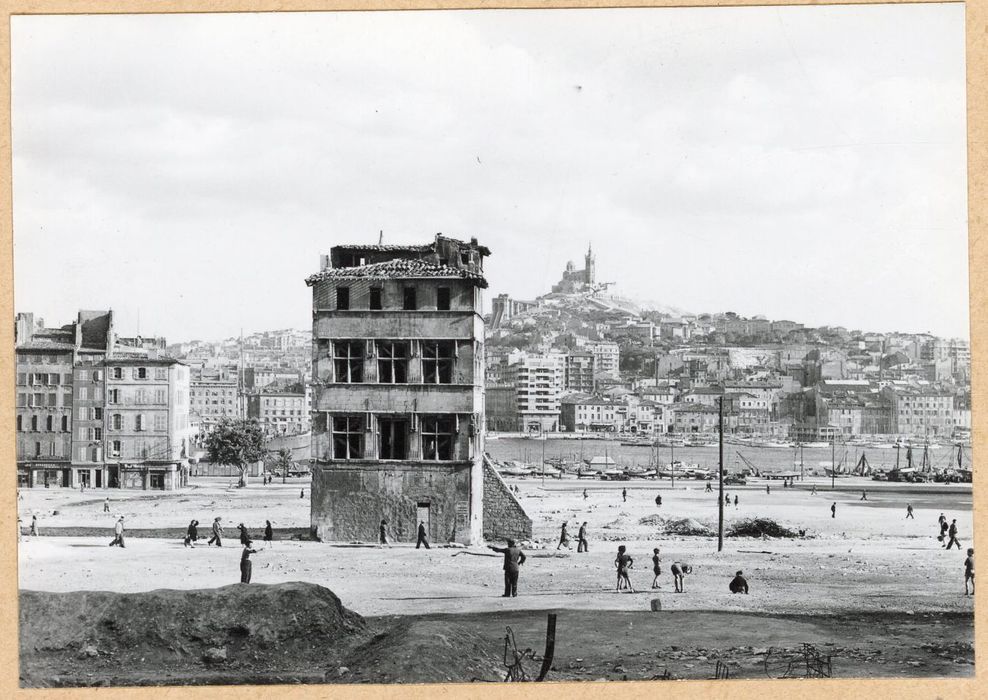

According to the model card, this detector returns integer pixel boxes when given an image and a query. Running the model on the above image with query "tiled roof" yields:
[333,244,433,253]
[16,341,75,351]
[306,259,488,288]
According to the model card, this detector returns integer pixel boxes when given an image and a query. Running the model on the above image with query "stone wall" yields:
[482,456,532,543]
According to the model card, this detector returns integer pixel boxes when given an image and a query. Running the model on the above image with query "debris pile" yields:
[661,518,714,536]
[727,518,798,538]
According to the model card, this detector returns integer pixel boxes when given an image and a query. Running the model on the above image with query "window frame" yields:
[331,415,363,460]
[376,341,409,384]
[421,415,456,460]
[437,287,451,311]
[402,287,417,310]
[332,341,363,383]
[422,341,455,384]
[336,286,350,310]
[377,417,409,460]
[369,286,383,310]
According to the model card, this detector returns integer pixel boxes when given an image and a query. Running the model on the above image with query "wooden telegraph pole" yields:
[718,396,724,552]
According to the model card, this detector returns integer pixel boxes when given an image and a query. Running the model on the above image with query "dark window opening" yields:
[403,287,417,310]
[421,416,455,460]
[378,418,409,459]
[62,415,69,432]
[333,341,363,383]
[437,287,451,310]
[332,416,363,459]
[369,287,383,310]
[16,415,21,431]
[46,415,53,431]
[377,342,408,384]
[460,251,470,265]
[422,341,454,384]
[31,415,38,431]
[336,287,350,310]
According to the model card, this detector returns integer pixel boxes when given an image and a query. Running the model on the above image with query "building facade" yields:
[564,352,595,393]
[510,353,565,433]
[308,234,490,544]
[247,391,309,436]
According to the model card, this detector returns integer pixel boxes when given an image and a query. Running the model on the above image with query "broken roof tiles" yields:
[305,258,488,288]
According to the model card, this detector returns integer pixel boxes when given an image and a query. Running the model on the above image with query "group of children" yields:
[613,545,698,594]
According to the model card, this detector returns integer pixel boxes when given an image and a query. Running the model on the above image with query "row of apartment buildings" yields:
[14,311,194,490]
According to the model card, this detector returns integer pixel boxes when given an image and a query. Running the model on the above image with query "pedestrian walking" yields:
[938,513,947,529]
[729,570,749,594]
[734,494,739,509]
[416,521,430,549]
[109,517,125,548]
[615,545,635,592]
[240,542,258,584]
[488,539,526,597]
[906,504,914,519]
[724,494,730,507]
[810,484,817,495]
[184,519,199,547]
[300,489,305,499]
[946,520,961,550]
[964,548,975,595]
[556,522,571,550]
[237,523,251,546]
[208,517,224,546]
[583,488,588,500]
[830,502,836,519]
[264,519,274,543]
[379,519,389,545]
[651,548,662,589]
[622,488,627,503]
[939,518,950,545]
[103,497,110,513]
[654,494,662,507]
[860,490,868,501]
[577,521,589,553]
[30,515,39,537]
[766,484,771,495]
[705,481,713,493]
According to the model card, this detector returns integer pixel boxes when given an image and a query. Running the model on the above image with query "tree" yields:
[277,447,292,485]
[204,418,266,488]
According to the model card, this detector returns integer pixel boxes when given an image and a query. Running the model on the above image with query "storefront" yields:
[19,461,72,488]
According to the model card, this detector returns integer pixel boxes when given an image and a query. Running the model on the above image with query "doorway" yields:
[79,470,91,489]
[416,502,431,539]
[149,473,164,490]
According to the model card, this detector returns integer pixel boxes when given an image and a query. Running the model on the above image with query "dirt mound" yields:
[341,619,504,684]
[727,518,798,538]
[638,515,663,526]
[20,582,367,686]
[661,518,714,536]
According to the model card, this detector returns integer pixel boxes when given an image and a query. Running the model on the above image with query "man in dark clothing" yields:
[705,481,712,492]
[208,517,224,546]
[577,522,588,553]
[906,504,914,519]
[379,519,389,545]
[766,484,771,495]
[240,542,258,583]
[946,520,961,550]
[860,491,868,501]
[724,494,730,507]
[238,523,251,546]
[734,494,739,509]
[185,520,199,547]
[264,520,274,543]
[109,517,125,548]
[654,494,662,507]
[964,549,974,595]
[938,513,947,528]
[489,539,526,597]
[583,489,588,500]
[939,518,950,544]
[830,502,836,519]
[622,488,627,503]
[729,570,749,594]
[556,522,571,550]
[416,521,430,549]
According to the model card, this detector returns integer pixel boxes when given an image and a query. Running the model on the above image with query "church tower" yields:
[584,242,595,286]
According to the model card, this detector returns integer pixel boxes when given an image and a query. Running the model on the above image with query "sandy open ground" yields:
[18,476,975,617]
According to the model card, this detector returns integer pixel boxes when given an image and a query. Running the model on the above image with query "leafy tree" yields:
[205,418,266,487]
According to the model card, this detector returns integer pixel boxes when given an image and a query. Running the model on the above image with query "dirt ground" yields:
[17,475,975,683]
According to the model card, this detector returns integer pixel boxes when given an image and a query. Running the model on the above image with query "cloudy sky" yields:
[12,4,968,342]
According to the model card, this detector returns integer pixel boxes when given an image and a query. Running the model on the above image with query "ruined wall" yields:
[311,464,475,544]
[482,457,532,543]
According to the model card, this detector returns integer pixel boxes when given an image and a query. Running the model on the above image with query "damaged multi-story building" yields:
[307,234,507,544]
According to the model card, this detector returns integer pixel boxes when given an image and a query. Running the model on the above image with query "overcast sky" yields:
[12,4,968,342]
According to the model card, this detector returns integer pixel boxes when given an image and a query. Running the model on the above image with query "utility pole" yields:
[718,396,724,552]
[799,443,804,482]
[670,440,675,488]
[831,434,836,490]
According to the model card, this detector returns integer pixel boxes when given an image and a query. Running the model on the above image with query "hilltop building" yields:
[551,243,596,293]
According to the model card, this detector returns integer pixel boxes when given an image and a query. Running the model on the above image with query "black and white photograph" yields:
[10,2,976,689]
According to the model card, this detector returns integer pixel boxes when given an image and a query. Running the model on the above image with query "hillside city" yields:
[13,243,971,489]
